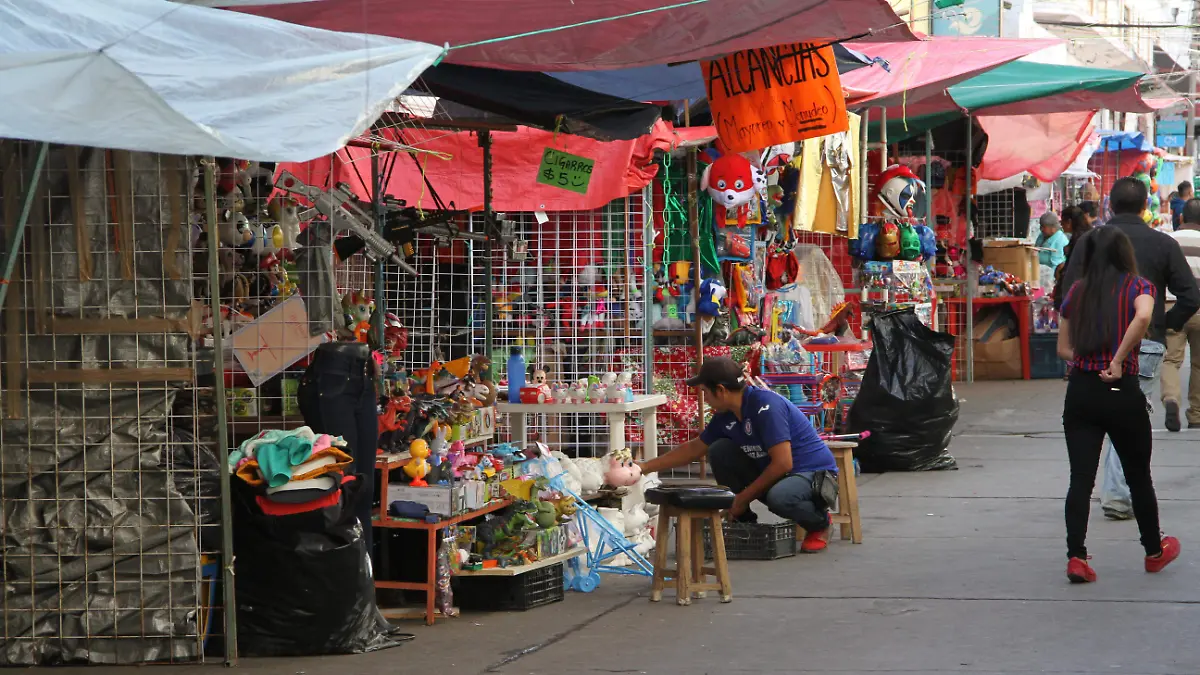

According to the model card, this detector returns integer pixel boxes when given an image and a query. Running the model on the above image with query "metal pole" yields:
[203,158,237,665]
[642,184,654,396]
[924,130,934,223]
[480,131,494,374]
[371,150,386,348]
[1188,74,1197,162]
[0,143,48,309]
[965,115,975,384]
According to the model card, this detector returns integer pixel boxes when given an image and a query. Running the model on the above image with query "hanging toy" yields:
[341,290,374,343]
[697,278,727,317]
[700,154,762,228]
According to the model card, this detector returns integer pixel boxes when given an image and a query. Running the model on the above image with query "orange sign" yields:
[702,42,848,153]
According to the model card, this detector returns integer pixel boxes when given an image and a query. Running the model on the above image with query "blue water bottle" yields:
[507,347,526,403]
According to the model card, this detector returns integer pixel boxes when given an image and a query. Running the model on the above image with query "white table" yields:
[497,394,668,459]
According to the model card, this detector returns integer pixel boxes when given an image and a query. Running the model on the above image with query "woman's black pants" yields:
[297,344,380,557]
[1063,371,1162,559]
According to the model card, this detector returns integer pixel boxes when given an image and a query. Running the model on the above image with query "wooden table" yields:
[498,394,668,459]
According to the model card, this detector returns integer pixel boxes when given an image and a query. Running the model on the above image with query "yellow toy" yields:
[405,439,431,487]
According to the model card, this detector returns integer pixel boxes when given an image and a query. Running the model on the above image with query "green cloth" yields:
[1036,230,1069,268]
[257,435,314,488]
[868,62,1144,142]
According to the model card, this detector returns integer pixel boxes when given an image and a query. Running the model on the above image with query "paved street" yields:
[49,379,1200,675]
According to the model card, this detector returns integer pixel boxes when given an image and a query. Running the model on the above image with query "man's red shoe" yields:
[800,513,833,553]
[800,527,830,553]
[1066,557,1096,583]
[1145,536,1181,573]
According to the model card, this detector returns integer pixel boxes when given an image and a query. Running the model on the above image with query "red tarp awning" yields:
[843,37,1060,107]
[978,112,1097,181]
[223,0,917,71]
[279,122,715,212]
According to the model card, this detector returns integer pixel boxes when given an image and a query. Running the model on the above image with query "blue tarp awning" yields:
[1096,130,1150,152]
[545,44,876,104]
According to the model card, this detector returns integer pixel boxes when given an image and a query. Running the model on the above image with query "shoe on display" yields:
[1165,401,1181,432]
[1145,536,1181,574]
[1066,557,1097,584]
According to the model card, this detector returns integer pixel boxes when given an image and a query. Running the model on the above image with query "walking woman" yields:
[1057,226,1181,583]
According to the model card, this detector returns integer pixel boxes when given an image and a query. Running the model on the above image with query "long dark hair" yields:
[1069,226,1139,356]
[1062,205,1092,238]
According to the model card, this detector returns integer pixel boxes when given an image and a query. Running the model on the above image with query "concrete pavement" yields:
[37,380,1200,674]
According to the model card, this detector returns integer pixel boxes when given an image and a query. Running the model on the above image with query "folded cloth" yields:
[234,444,353,486]
[256,486,341,516]
[257,435,315,488]
[265,475,339,503]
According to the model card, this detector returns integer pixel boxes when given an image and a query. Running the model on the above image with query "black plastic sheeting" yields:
[232,478,398,657]
[416,64,664,141]
[0,146,202,665]
[847,309,959,472]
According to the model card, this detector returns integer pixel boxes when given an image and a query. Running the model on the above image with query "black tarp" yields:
[416,64,663,141]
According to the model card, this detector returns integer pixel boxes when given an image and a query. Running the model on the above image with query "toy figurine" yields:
[405,439,431,487]
[588,377,607,404]
[341,290,374,342]
[266,194,302,250]
[429,423,450,467]
[602,373,620,403]
[529,367,553,400]
[551,382,570,402]
[604,448,642,487]
[616,372,634,403]
[569,379,589,403]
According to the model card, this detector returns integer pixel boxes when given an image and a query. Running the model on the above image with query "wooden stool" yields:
[646,487,735,605]
[796,442,863,544]
[829,442,863,543]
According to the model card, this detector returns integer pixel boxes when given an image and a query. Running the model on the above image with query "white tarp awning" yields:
[0,0,444,161]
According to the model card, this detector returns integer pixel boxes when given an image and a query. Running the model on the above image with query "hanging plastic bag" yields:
[846,309,958,472]
[232,477,399,656]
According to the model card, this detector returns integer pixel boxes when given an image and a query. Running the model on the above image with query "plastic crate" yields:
[453,562,565,611]
[703,521,797,560]
[1030,332,1065,380]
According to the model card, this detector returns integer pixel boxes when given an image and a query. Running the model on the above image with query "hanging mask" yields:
[875,165,926,220]
[899,224,922,261]
[877,222,901,260]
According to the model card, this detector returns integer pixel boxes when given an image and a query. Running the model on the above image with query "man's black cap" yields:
[685,356,746,389]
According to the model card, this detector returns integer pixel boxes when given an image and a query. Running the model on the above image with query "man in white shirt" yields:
[1162,198,1200,431]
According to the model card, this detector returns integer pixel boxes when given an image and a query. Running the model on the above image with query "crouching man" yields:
[637,357,838,552]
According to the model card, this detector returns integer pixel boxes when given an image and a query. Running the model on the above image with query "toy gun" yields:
[275,170,419,276]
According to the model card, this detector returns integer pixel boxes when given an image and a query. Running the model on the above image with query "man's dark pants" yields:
[707,439,829,531]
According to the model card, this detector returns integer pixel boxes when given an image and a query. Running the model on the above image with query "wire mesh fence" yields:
[0,142,221,664]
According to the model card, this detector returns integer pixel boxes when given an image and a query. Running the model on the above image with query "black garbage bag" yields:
[232,477,397,656]
[847,309,958,472]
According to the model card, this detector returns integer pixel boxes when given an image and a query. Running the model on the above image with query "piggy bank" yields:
[604,449,642,488]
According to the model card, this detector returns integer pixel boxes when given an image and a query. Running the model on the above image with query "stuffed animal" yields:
[267,195,302,250]
[701,153,764,227]
[697,278,727,317]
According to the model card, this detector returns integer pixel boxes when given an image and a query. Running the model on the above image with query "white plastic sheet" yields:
[0,0,444,161]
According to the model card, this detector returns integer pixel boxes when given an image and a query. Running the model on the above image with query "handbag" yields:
[811,470,839,510]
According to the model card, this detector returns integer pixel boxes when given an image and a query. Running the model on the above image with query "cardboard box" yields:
[983,242,1039,285]
[387,483,464,516]
[973,337,1022,380]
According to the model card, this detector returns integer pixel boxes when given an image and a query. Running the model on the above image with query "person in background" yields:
[1062,177,1200,520]
[1160,198,1200,431]
[1052,206,1095,312]
[636,357,839,553]
[1079,200,1101,228]
[1057,226,1181,583]
[1171,181,1193,229]
[1036,212,1070,292]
